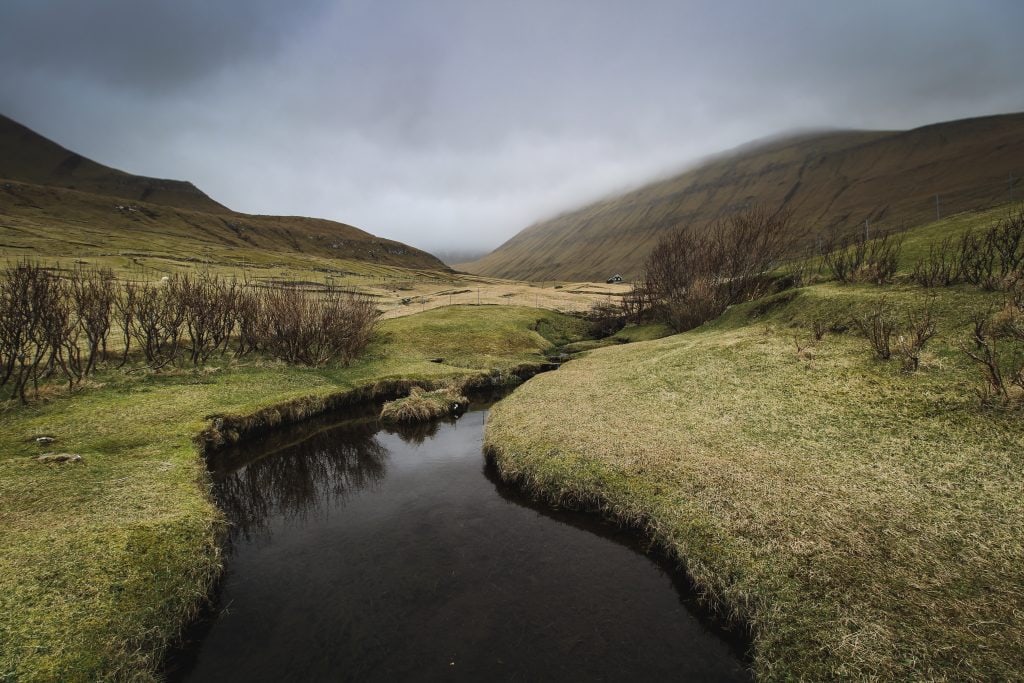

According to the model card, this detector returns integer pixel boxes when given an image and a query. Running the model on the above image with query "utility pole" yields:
[1011,173,1015,204]
[935,194,940,221]
[864,219,869,241]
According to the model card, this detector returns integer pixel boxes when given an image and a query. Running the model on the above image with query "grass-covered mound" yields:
[380,385,468,422]
[485,213,1024,680]
[0,305,586,681]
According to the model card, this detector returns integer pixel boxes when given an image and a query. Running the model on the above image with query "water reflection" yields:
[212,418,387,541]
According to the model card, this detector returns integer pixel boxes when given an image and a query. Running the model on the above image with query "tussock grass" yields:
[0,305,586,681]
[485,214,1024,680]
[380,385,468,422]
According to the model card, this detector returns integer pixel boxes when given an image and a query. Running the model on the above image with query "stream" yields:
[166,395,749,681]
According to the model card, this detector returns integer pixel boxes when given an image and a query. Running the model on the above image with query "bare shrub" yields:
[911,236,962,287]
[960,212,1024,291]
[895,302,937,372]
[0,262,79,401]
[586,301,627,338]
[962,288,1024,404]
[823,231,903,284]
[260,287,378,366]
[643,206,799,331]
[70,267,116,374]
[811,318,828,341]
[852,299,896,360]
[621,283,655,324]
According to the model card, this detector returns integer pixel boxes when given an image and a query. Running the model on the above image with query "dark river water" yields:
[167,396,749,682]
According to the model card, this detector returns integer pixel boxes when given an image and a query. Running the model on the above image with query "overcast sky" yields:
[2,1,1023,256]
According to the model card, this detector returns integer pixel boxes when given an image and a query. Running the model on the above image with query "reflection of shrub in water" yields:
[382,416,453,445]
[215,421,387,541]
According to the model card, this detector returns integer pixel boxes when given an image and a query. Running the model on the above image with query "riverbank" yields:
[0,305,587,681]
[485,278,1024,680]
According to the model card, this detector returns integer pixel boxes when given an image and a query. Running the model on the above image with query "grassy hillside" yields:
[461,112,1024,281]
[484,207,1024,680]
[0,305,588,681]
[0,114,448,274]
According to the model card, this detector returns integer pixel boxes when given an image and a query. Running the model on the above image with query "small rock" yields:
[37,453,82,464]
[35,436,56,444]
[428,358,444,364]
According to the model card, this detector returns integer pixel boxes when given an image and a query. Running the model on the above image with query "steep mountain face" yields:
[0,114,228,213]
[460,113,1024,281]
[0,114,448,271]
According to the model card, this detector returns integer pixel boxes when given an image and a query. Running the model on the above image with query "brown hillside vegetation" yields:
[0,114,448,273]
[460,112,1024,281]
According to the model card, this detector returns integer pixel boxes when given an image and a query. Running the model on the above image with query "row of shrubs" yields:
[911,211,1024,290]
[0,262,379,403]
[822,231,903,285]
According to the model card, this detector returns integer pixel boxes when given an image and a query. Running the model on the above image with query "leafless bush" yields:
[621,283,655,324]
[642,206,800,331]
[124,278,185,368]
[911,236,962,287]
[823,231,903,284]
[0,262,80,401]
[962,290,1024,404]
[70,267,116,374]
[895,302,937,372]
[959,212,1024,291]
[811,318,827,341]
[586,301,626,337]
[260,287,378,366]
[852,299,897,360]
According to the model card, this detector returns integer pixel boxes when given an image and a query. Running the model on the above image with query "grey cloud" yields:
[1,1,1023,254]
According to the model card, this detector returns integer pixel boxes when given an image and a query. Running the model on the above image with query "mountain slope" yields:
[0,114,448,273]
[460,112,1024,281]
[0,114,228,213]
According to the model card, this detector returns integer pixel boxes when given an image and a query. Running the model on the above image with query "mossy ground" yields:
[485,208,1024,681]
[0,305,587,681]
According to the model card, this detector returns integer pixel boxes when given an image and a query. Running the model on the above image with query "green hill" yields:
[460,112,1024,281]
[0,114,448,274]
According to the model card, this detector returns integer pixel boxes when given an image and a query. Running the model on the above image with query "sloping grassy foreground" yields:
[485,284,1024,680]
[0,305,586,682]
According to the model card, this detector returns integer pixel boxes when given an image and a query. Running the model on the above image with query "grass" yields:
[380,385,468,422]
[562,321,674,354]
[484,210,1024,680]
[0,305,587,681]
